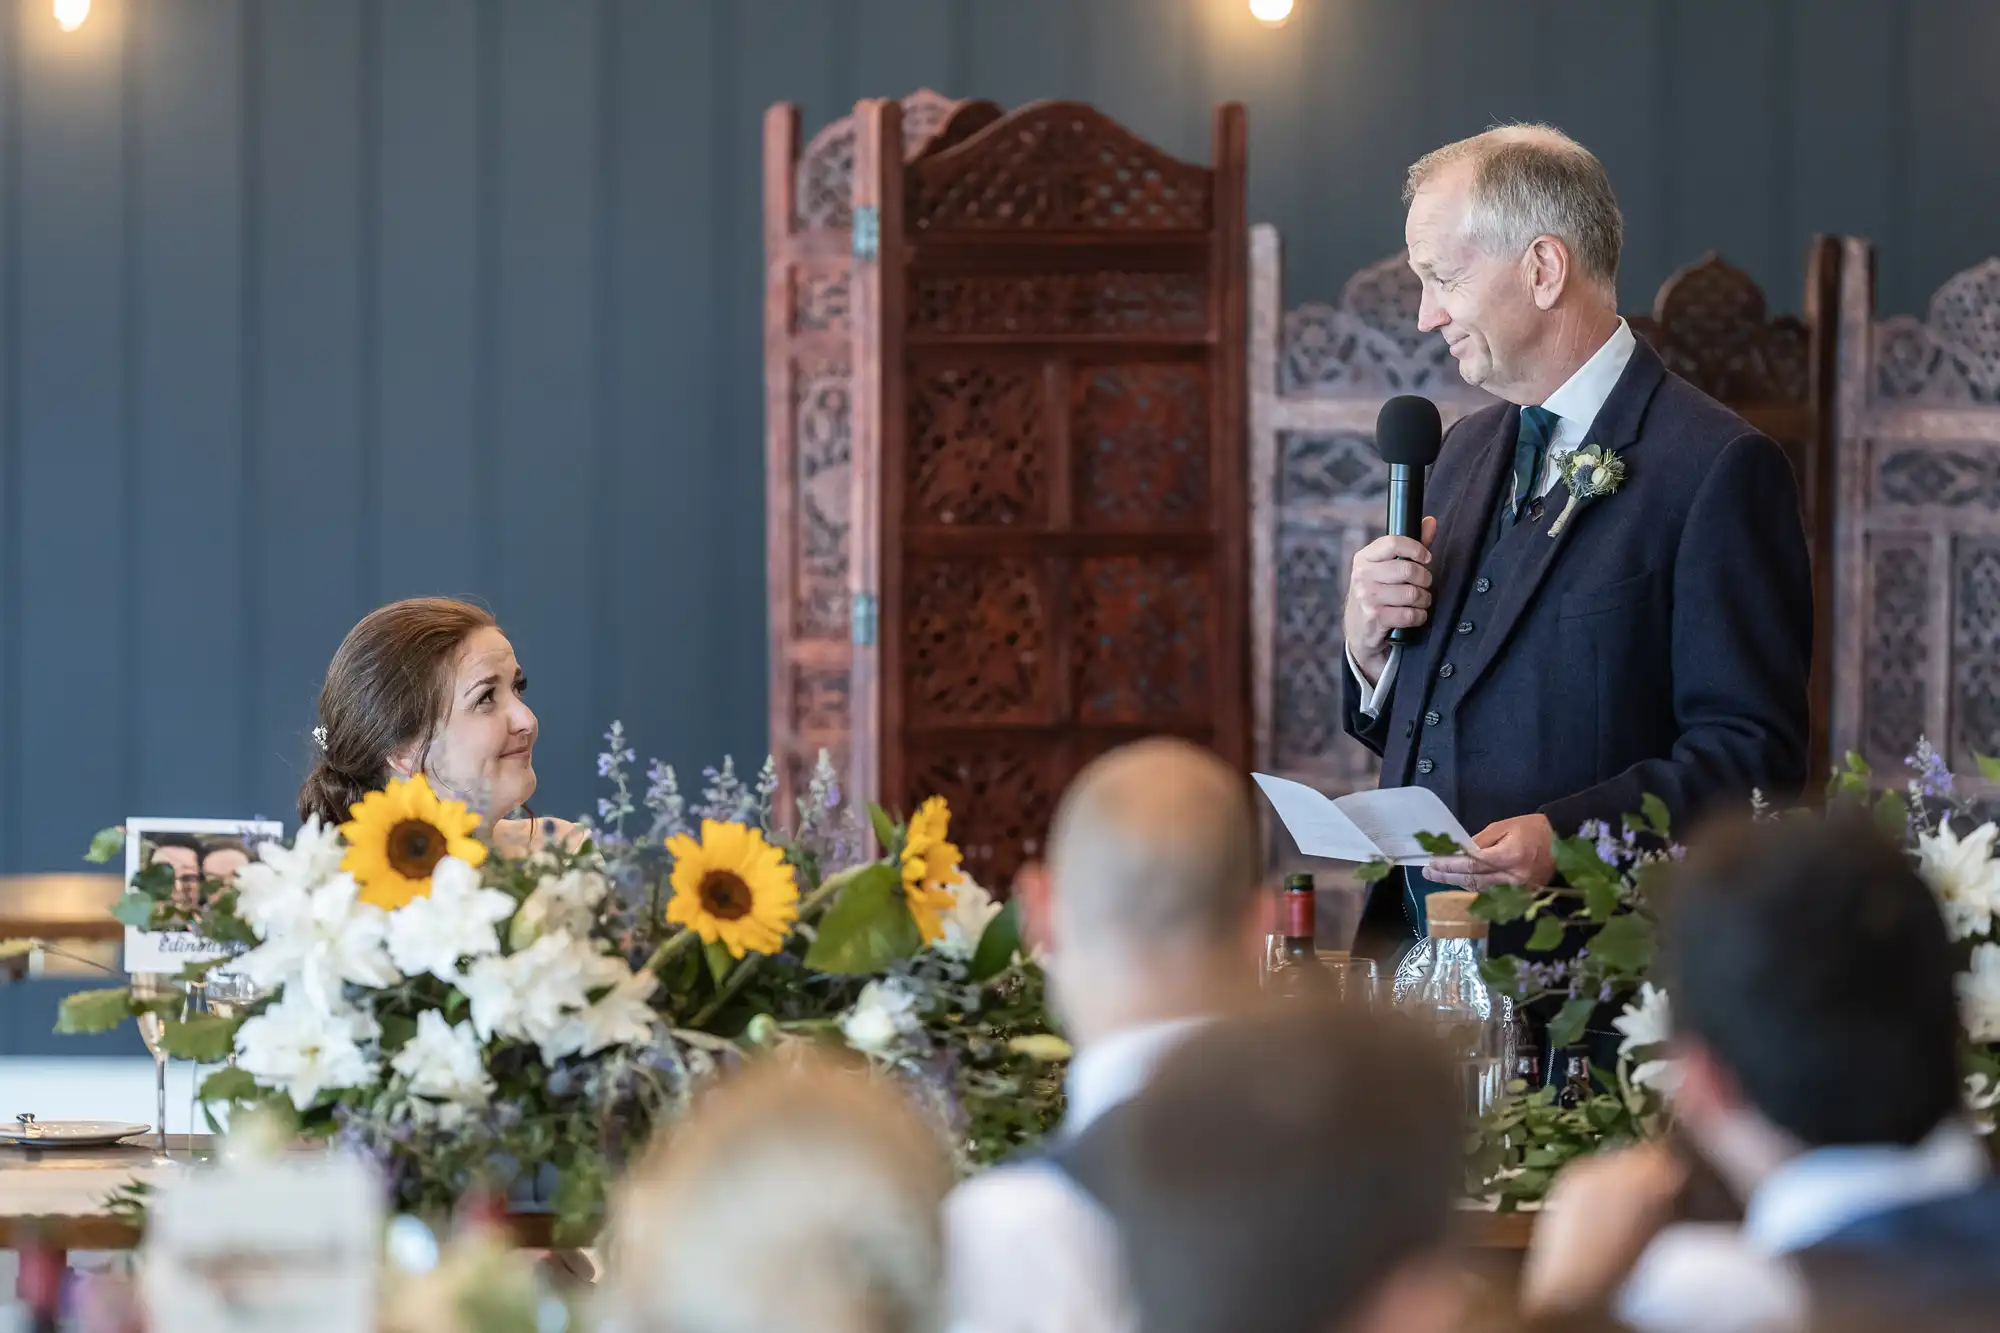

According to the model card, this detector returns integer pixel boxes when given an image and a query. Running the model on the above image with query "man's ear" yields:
[1526,233,1571,311]
[1013,860,1056,958]
[1668,1039,1738,1127]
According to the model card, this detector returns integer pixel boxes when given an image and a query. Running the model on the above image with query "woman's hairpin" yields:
[312,726,330,752]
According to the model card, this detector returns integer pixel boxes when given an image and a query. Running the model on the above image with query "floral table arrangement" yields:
[54,729,1065,1241]
[1464,740,2000,1210]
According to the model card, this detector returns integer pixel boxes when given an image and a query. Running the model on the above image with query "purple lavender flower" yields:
[1595,832,1621,865]
[1907,736,1954,800]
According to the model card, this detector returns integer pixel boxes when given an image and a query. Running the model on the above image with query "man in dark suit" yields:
[1342,124,1812,954]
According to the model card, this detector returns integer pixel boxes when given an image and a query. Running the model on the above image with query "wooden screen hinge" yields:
[852,206,879,261]
[851,592,878,646]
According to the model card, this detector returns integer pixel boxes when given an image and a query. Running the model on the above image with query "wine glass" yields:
[129,972,184,1165]
[1315,951,1381,1006]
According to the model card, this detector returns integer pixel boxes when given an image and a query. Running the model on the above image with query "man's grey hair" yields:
[1404,123,1623,290]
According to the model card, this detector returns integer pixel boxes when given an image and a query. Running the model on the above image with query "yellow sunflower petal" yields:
[339,775,484,910]
[663,819,800,959]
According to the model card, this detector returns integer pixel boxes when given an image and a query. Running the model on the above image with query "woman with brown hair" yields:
[300,597,579,854]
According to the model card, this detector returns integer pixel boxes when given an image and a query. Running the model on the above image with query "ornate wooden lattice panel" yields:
[845,99,1249,888]
[1833,241,2000,789]
[1250,230,1840,804]
[765,91,1000,817]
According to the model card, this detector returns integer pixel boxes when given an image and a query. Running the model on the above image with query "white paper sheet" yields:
[1253,774,1474,865]
[1332,786,1474,864]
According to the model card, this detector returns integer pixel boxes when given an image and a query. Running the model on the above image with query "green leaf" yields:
[377,1013,417,1056]
[1547,996,1597,1050]
[176,957,230,982]
[0,937,36,960]
[1470,883,1532,925]
[867,802,899,854]
[198,1066,261,1104]
[1552,836,1617,891]
[445,988,469,1021]
[1640,793,1672,838]
[553,1162,606,1247]
[1977,752,2000,784]
[1586,913,1655,975]
[1477,955,1520,993]
[1875,789,1910,835]
[161,1014,242,1063]
[969,900,1023,981]
[1524,915,1567,953]
[704,939,735,987]
[86,826,126,864]
[1353,857,1395,885]
[1413,830,1462,856]
[55,987,134,1034]
[131,861,174,897]
[108,893,157,930]
[1582,877,1620,922]
[802,862,921,974]
[1845,750,1871,777]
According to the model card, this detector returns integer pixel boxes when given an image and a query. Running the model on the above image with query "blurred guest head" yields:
[1664,814,1961,1197]
[603,1052,954,1333]
[199,837,250,885]
[1403,124,1623,402]
[1090,1001,1467,1333]
[301,598,541,827]
[1013,737,1262,1046]
[145,833,202,894]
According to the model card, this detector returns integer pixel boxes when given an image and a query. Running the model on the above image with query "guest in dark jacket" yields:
[1523,816,2000,1333]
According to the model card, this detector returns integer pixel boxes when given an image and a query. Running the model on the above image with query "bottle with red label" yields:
[1265,873,1326,997]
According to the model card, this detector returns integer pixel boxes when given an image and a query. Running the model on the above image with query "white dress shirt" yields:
[1614,1121,1991,1333]
[1348,319,1639,718]
[944,1018,1208,1333]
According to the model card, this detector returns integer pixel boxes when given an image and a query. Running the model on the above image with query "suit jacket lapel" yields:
[1449,339,1669,702]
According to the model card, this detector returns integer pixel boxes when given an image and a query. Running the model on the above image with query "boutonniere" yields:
[1549,443,1626,538]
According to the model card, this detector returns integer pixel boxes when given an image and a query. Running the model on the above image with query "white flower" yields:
[563,966,658,1058]
[234,993,379,1111]
[1958,943,2000,1044]
[510,867,610,949]
[1613,983,1678,1096]
[1966,1073,2000,1136]
[385,857,517,982]
[839,979,924,1056]
[458,932,634,1064]
[934,875,1003,961]
[1918,822,2000,942]
[233,873,399,1011]
[389,1010,494,1106]
[233,816,348,941]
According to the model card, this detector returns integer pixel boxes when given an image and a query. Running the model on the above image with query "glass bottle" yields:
[1397,890,1512,1116]
[1264,873,1326,997]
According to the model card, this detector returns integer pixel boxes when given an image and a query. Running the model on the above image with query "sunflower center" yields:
[386,819,448,880]
[698,870,754,921]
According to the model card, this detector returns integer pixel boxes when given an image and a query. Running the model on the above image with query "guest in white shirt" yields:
[1523,815,1990,1333]
[945,737,1264,1333]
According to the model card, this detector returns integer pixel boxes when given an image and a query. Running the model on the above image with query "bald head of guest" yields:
[1013,738,1262,1048]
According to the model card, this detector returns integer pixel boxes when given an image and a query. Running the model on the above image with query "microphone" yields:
[1374,395,1443,646]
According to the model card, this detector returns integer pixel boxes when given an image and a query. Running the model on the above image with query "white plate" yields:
[0,1121,151,1147]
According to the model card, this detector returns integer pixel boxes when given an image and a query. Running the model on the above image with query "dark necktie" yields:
[1506,405,1558,526]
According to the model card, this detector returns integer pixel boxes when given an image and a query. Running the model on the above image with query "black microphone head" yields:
[1374,395,1443,467]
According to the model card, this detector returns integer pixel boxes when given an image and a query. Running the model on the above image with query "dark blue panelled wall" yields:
[0,0,1993,872]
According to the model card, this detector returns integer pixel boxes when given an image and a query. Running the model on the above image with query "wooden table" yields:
[3,1134,1537,1254]
[0,1135,561,1251]
[0,874,126,945]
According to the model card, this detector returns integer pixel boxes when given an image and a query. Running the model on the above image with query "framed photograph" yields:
[123,817,284,975]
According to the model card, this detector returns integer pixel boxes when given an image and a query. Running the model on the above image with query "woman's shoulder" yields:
[491,815,588,858]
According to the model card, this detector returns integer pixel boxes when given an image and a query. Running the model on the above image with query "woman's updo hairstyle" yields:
[299,598,498,827]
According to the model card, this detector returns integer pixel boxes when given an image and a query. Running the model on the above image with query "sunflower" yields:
[664,819,800,958]
[339,775,488,910]
[900,795,962,945]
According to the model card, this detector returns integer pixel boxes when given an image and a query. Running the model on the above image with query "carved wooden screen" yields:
[1832,241,2000,786]
[763,91,1001,817]
[847,99,1250,887]
[1250,234,1839,799]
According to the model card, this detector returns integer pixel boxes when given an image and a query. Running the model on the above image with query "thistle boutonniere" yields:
[1549,443,1626,538]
